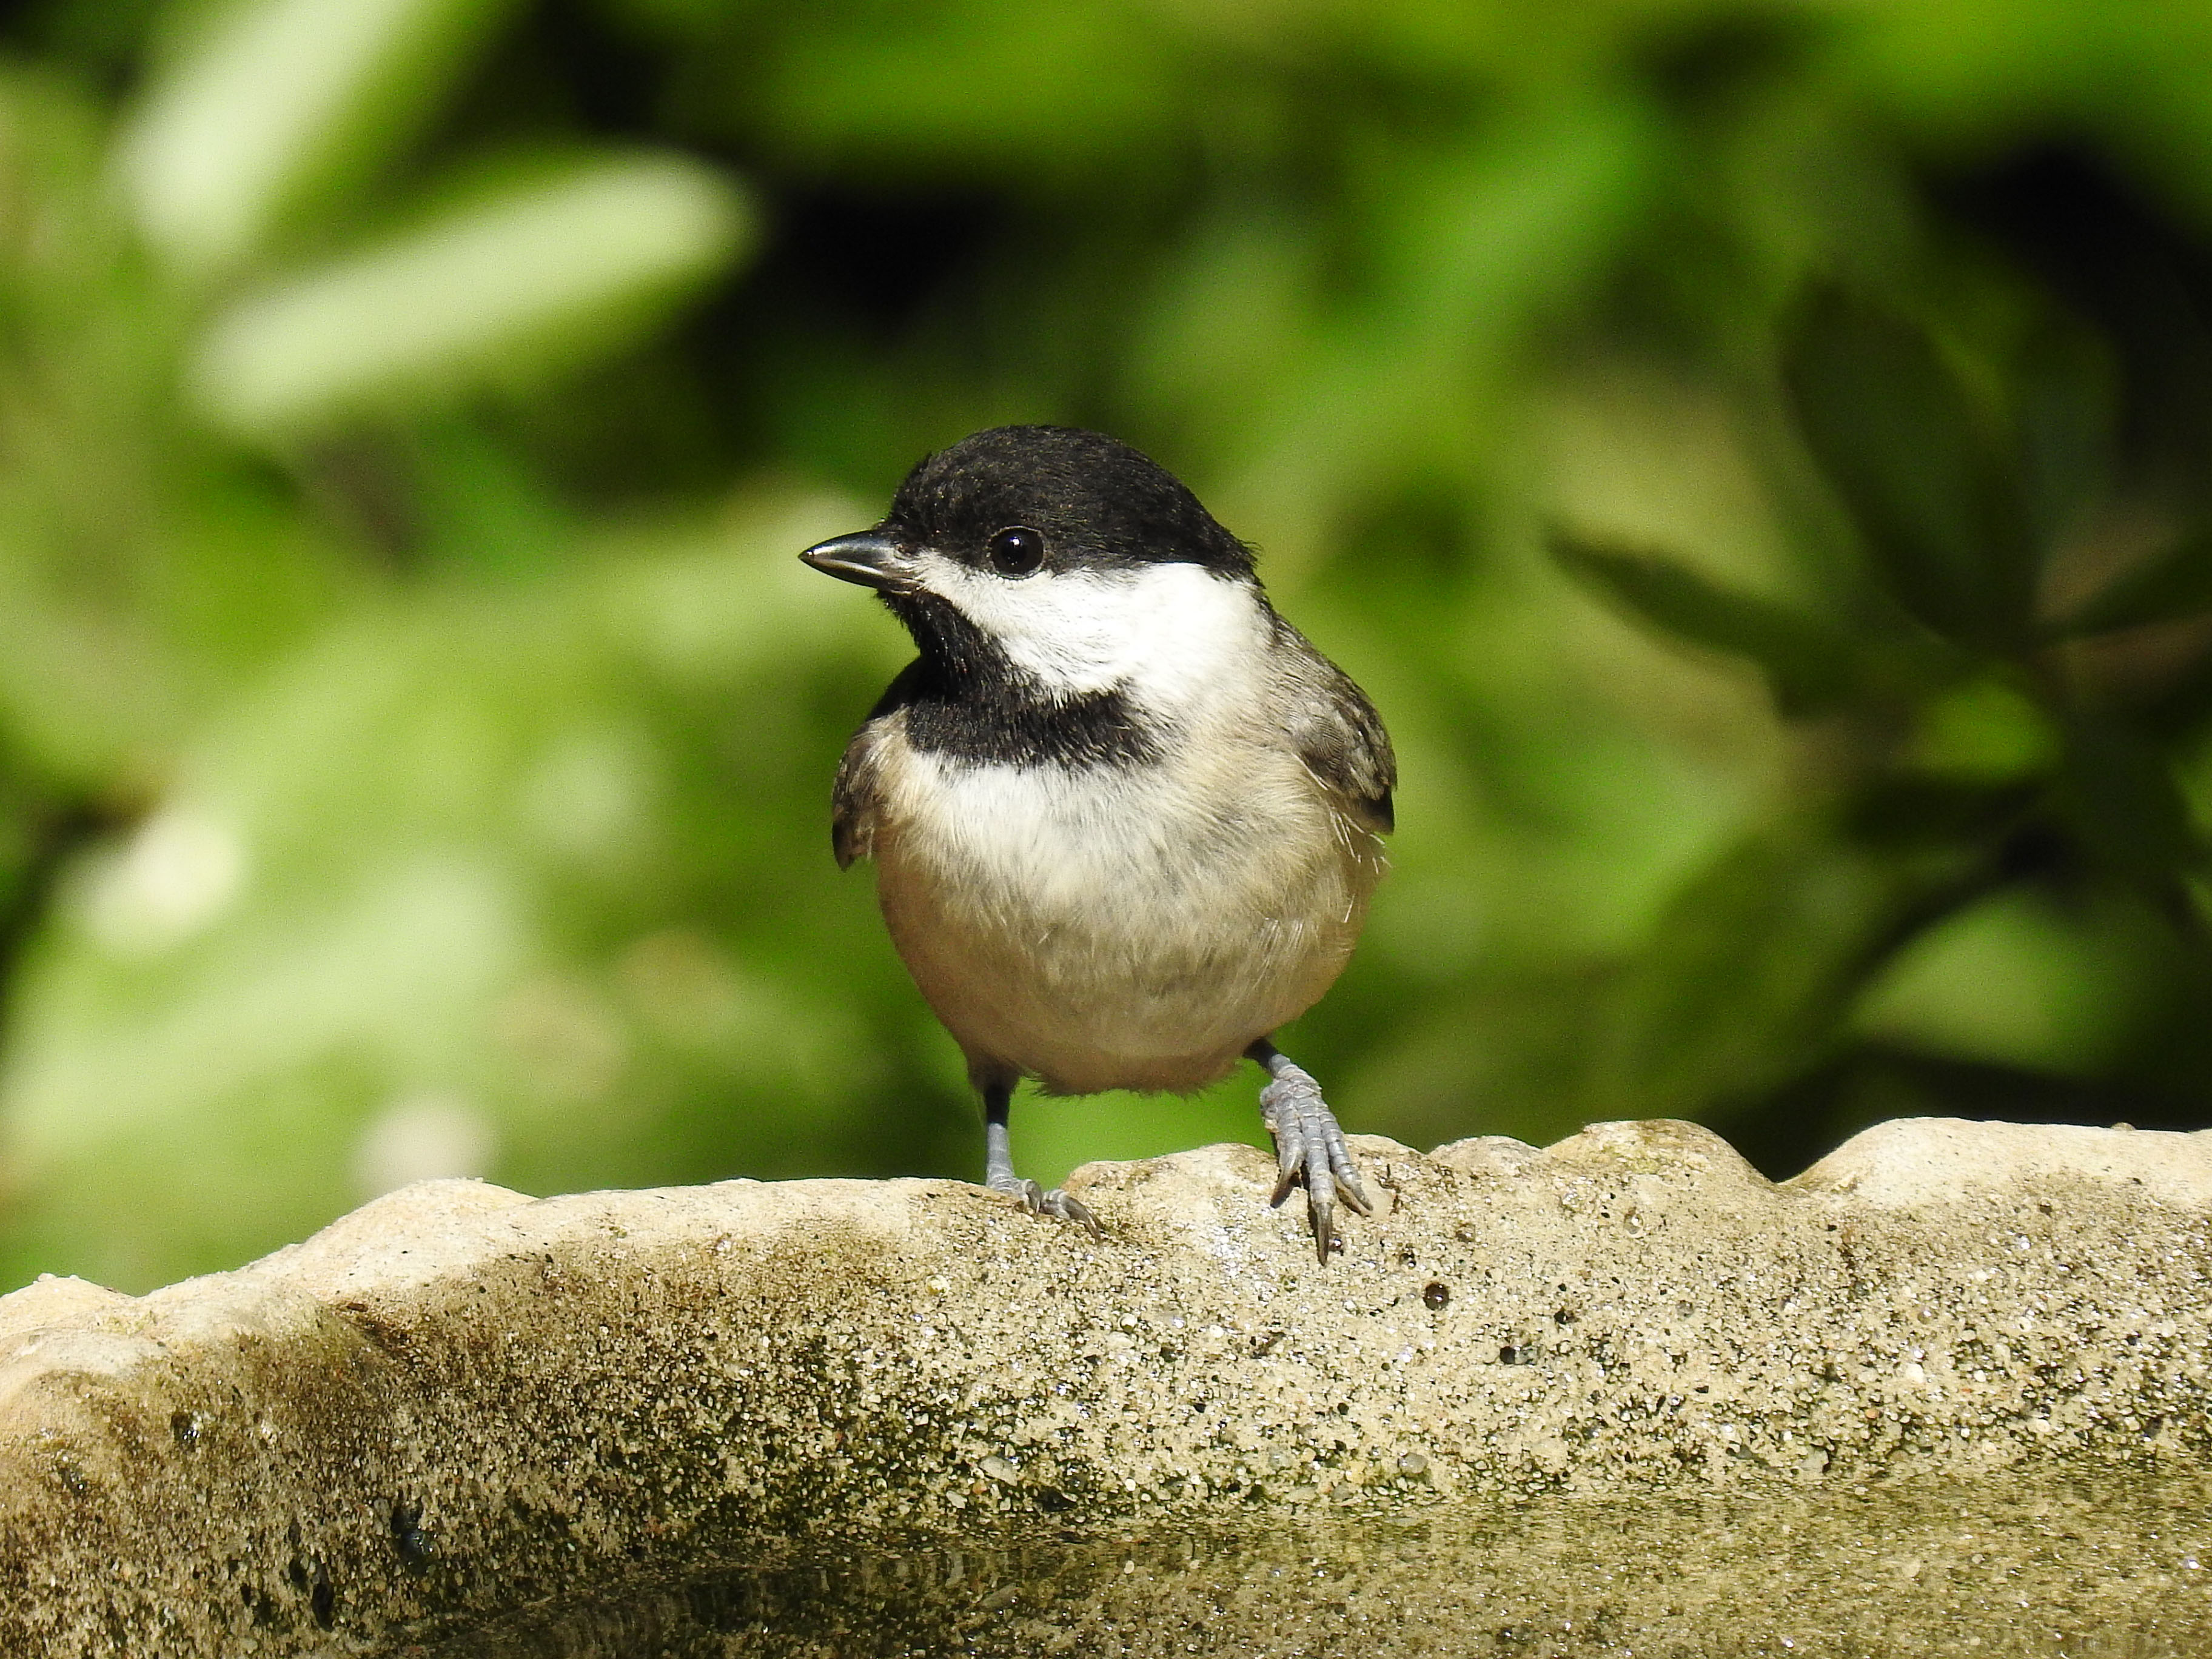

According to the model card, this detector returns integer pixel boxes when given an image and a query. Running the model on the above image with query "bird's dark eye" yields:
[985,526,1045,576]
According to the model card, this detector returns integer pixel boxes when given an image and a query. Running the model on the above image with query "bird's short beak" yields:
[799,531,922,594]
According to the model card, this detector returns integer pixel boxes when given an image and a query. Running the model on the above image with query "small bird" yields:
[801,426,1395,1261]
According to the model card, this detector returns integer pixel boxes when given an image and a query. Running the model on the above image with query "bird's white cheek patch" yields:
[924,559,1265,705]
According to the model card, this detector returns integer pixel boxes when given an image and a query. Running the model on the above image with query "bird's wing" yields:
[831,660,927,868]
[830,731,883,870]
[1276,624,1396,836]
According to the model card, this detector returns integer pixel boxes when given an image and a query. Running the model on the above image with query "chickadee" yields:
[801,426,1394,1262]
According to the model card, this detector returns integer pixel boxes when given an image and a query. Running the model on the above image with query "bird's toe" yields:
[1259,1071,1366,1258]
[1039,1187,1104,1236]
[990,1175,1104,1238]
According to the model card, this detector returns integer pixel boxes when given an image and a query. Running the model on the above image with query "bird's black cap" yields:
[880,425,1255,580]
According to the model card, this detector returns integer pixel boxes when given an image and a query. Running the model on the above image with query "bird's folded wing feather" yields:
[830,728,883,869]
[1281,650,1396,837]
[831,659,928,868]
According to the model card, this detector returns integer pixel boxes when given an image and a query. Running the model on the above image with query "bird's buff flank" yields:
[802,425,1395,1262]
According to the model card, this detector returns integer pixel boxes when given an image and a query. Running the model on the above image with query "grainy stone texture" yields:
[1,1116,2210,1656]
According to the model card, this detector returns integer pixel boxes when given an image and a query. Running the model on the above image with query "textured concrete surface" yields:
[1,1117,2210,1655]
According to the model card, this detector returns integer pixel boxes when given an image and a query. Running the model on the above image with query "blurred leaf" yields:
[1854,886,2143,1076]
[0,69,352,789]
[1783,287,2039,650]
[1595,823,1984,1118]
[1902,676,2059,782]
[119,0,522,279]
[406,417,573,579]
[2054,709,2202,884]
[1551,532,1862,715]
[1221,95,1661,549]
[2049,525,2212,638]
[737,0,1184,178]
[191,154,754,435]
[2012,319,2117,548]
[1843,773,2038,851]
[1371,100,1661,361]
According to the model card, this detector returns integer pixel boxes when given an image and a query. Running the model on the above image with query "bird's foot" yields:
[1258,1062,1372,1263]
[988,1173,1104,1236]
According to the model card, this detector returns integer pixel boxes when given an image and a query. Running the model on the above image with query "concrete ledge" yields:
[3,1117,2210,1654]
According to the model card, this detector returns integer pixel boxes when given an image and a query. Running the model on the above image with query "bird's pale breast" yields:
[869,726,1380,1094]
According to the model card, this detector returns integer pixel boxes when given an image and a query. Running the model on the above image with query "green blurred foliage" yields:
[3,0,2212,1290]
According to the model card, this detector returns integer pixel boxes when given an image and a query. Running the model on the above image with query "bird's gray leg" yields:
[1247,1037,1372,1262]
[981,1076,1102,1235]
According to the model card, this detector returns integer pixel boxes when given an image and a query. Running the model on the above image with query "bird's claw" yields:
[1259,1069,1371,1264]
[993,1176,1104,1237]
